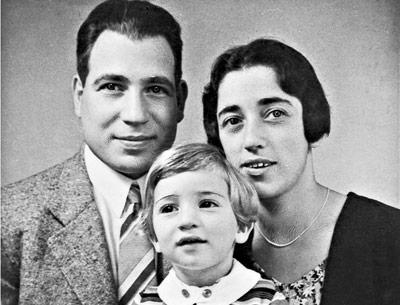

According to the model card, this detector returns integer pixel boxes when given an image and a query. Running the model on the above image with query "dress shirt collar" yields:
[158,259,261,305]
[84,145,144,218]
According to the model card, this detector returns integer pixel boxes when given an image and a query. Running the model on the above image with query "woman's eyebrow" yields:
[217,105,241,119]
[258,97,292,106]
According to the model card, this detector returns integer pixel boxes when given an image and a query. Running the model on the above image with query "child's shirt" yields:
[138,259,286,305]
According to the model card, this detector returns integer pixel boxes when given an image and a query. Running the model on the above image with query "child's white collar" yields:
[158,259,261,305]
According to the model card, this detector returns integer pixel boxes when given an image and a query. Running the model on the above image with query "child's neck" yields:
[173,260,234,287]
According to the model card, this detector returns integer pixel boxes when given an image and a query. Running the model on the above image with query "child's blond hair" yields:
[142,143,259,242]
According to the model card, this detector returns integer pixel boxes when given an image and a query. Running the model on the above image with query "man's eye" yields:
[99,83,123,92]
[147,86,169,96]
[199,200,218,208]
[159,204,177,214]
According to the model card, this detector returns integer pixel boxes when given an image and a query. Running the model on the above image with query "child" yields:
[138,143,286,305]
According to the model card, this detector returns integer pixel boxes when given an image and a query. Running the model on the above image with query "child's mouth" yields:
[176,237,207,246]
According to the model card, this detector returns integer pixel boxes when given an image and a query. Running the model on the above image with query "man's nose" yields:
[243,119,266,153]
[120,89,150,125]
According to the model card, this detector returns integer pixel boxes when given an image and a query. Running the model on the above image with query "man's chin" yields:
[112,156,155,179]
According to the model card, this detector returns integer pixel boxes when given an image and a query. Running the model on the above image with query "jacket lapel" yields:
[47,151,117,305]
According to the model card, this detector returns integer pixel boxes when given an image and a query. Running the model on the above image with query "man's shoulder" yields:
[1,153,85,218]
[2,153,82,196]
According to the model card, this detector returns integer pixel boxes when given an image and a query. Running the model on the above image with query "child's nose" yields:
[178,205,199,230]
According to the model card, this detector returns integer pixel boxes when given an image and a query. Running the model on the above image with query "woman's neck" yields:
[257,182,327,239]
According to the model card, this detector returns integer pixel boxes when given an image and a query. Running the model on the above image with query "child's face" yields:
[152,169,249,285]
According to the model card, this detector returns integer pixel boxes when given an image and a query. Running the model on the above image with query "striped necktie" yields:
[118,184,156,305]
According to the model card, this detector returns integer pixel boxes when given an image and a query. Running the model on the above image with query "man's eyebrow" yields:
[145,76,175,89]
[93,74,130,86]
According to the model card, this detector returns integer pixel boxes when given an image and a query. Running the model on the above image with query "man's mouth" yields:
[116,134,156,141]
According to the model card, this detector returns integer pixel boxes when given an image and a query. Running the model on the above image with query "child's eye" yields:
[199,200,218,208]
[159,204,177,214]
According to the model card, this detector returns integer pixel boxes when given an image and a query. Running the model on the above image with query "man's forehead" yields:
[86,30,175,83]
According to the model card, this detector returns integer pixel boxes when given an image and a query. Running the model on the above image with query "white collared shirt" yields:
[84,145,145,283]
[157,260,262,305]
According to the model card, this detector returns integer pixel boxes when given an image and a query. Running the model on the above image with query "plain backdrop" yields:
[2,0,399,207]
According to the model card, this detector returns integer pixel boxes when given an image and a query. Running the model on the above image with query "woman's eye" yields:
[265,109,287,120]
[199,200,218,208]
[223,117,242,127]
[159,204,177,214]
[271,110,283,117]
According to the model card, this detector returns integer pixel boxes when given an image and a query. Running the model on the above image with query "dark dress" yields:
[234,192,400,305]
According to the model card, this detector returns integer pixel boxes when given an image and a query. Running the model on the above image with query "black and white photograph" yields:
[2,1,399,304]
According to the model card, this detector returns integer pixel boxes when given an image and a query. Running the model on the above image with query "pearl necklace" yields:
[255,188,330,248]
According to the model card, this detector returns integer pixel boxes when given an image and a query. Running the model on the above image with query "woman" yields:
[202,38,400,305]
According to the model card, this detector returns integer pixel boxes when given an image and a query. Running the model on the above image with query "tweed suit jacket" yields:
[1,151,119,305]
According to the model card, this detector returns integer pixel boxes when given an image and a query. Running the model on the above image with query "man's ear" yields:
[152,240,161,253]
[235,223,253,244]
[176,79,188,123]
[72,74,84,118]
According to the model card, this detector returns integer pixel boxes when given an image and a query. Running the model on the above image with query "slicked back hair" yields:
[76,0,182,86]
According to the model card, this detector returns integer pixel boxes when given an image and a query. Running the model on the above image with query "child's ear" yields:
[235,223,253,244]
[152,240,161,253]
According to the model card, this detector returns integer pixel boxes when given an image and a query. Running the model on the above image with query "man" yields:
[1,1,187,304]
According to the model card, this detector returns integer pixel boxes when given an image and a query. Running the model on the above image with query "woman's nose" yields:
[243,119,265,152]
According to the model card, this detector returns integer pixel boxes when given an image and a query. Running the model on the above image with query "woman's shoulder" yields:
[336,192,400,238]
[344,192,400,219]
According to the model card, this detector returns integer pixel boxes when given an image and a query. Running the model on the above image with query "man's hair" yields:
[203,38,330,150]
[142,143,259,242]
[76,0,182,86]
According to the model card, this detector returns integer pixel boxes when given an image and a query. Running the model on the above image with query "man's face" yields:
[73,30,186,179]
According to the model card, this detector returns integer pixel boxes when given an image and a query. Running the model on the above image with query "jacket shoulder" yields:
[1,154,82,227]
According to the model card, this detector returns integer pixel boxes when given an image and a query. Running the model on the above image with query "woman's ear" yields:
[235,223,253,244]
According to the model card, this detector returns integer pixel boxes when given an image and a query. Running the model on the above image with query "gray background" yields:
[2,0,399,207]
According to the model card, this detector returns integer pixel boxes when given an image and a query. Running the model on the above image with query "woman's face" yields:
[217,65,312,200]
